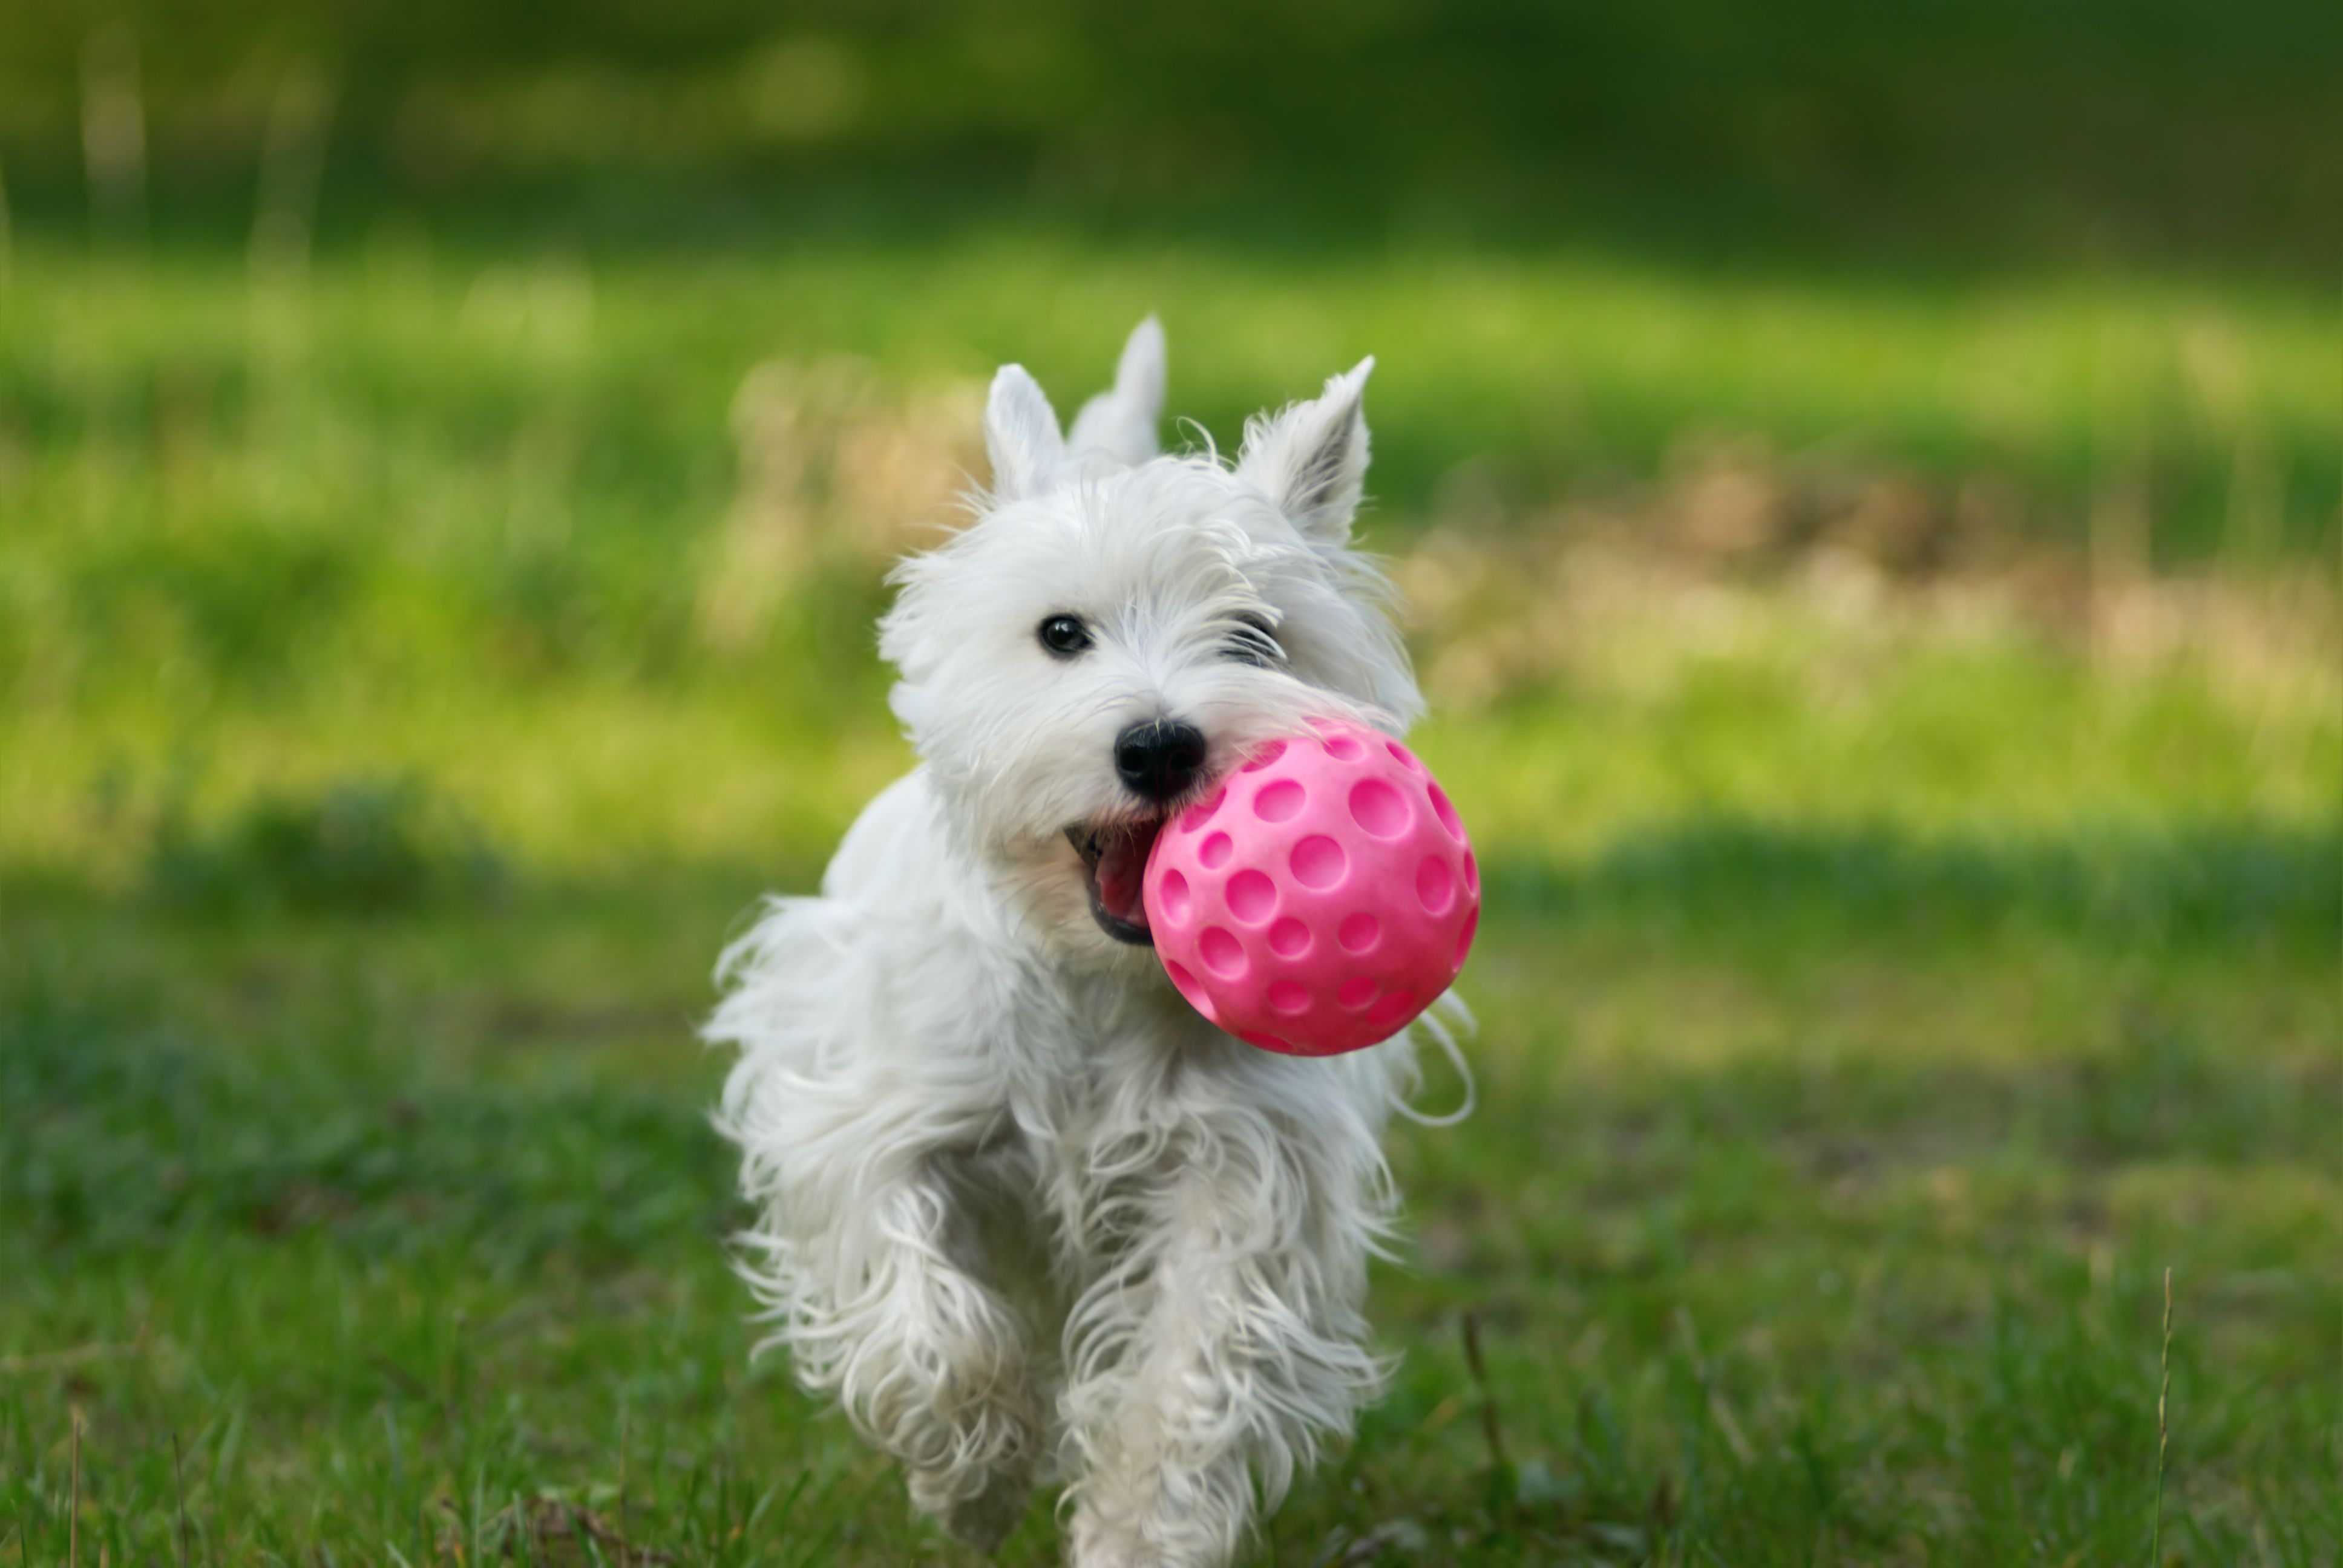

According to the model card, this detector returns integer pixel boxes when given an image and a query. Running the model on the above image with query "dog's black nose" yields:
[1115,719,1208,803]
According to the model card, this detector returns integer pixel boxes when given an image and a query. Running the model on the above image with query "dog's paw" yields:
[1066,1511,1176,1568]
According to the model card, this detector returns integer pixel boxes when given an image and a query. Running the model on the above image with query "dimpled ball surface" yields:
[1144,720,1480,1056]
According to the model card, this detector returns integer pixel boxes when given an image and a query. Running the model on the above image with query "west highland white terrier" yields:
[707,319,1464,1567]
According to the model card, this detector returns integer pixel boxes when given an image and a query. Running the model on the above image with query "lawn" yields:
[2,229,2338,1565]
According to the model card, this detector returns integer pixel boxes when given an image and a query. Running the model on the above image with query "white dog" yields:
[708,320,1463,1567]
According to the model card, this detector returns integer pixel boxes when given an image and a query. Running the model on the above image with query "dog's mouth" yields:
[1067,815,1170,946]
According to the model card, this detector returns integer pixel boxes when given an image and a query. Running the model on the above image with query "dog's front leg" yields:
[1059,1114,1388,1568]
[765,1148,1042,1550]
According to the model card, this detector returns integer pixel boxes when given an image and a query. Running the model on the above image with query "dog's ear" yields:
[1236,357,1374,543]
[1066,316,1165,471]
[985,365,1066,501]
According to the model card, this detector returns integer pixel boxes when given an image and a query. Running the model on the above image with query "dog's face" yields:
[880,322,1422,972]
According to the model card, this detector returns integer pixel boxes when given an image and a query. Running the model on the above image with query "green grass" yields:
[3,238,2339,1563]
[5,819,2336,1563]
[3,239,2338,648]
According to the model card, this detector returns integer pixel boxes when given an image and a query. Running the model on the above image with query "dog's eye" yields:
[1038,614,1094,658]
[1225,615,1282,667]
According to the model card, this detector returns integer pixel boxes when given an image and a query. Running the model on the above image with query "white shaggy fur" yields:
[707,320,1459,1566]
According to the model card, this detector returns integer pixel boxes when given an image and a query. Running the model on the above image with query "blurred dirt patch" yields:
[1391,448,2339,719]
[438,1494,674,1564]
[700,357,984,653]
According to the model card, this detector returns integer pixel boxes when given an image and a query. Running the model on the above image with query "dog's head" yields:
[880,319,1423,970]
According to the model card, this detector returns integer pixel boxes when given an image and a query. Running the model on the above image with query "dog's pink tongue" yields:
[1096,835,1150,930]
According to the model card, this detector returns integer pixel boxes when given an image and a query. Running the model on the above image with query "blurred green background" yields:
[2,2,2338,1564]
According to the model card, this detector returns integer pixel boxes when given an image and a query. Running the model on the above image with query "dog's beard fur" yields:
[709,319,1448,1568]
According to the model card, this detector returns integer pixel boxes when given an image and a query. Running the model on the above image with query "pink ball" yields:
[1145,720,1480,1056]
